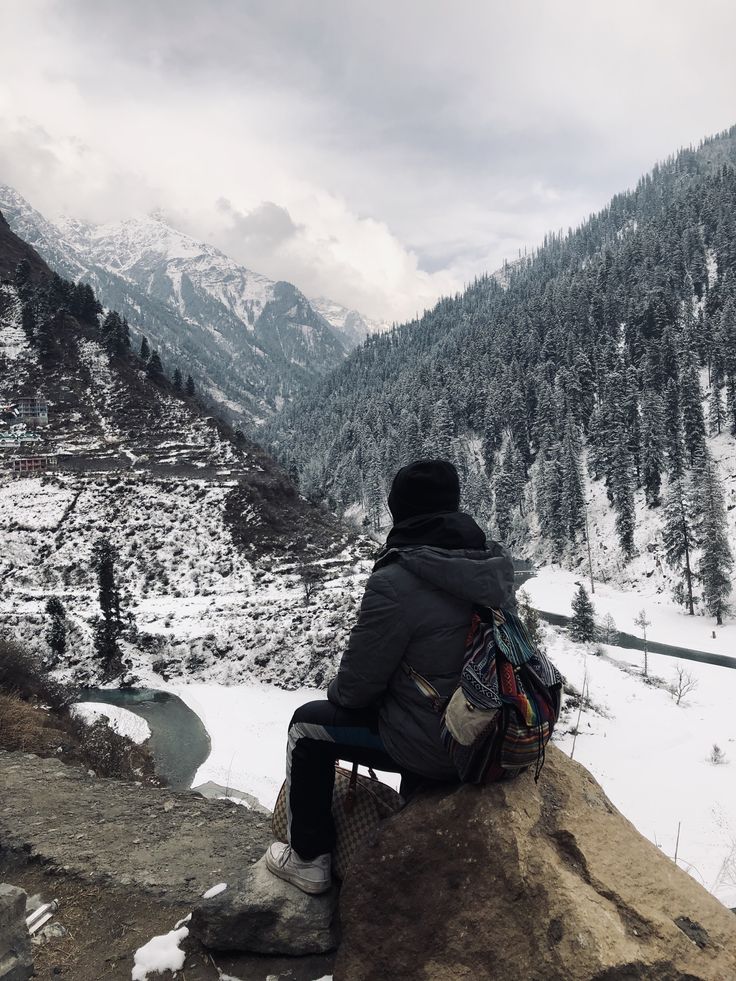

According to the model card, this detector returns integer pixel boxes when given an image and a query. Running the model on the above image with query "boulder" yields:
[0,884,33,981]
[335,746,736,981]
[190,856,339,955]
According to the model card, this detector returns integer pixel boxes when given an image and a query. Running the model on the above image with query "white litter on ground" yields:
[72,702,152,744]
[131,924,188,980]
[202,882,227,899]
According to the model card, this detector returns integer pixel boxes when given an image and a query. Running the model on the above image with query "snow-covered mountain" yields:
[0,210,372,688]
[309,295,389,346]
[0,185,381,428]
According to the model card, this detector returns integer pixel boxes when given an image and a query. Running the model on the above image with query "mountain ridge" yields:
[0,185,386,429]
[268,124,736,617]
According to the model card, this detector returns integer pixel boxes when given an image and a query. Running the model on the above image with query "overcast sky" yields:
[1,0,735,321]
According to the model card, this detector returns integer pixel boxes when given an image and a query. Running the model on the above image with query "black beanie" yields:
[387,459,461,523]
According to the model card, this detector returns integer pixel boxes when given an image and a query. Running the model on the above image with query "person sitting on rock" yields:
[265,458,515,895]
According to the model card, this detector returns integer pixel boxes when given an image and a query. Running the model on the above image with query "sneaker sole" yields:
[265,852,332,896]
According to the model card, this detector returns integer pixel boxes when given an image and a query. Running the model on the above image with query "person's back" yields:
[329,510,514,780]
[264,459,515,894]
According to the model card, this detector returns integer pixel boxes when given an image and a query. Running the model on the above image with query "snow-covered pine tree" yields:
[560,414,585,538]
[708,383,724,436]
[640,391,665,506]
[694,454,733,624]
[610,428,636,557]
[173,368,182,391]
[139,335,151,361]
[662,476,697,615]
[663,378,685,478]
[185,374,196,396]
[570,583,596,642]
[679,351,707,467]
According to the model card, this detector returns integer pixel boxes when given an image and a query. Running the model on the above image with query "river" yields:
[78,687,211,790]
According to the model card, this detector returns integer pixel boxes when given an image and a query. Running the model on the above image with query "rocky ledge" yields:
[336,745,736,981]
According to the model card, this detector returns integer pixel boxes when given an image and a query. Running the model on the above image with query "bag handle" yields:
[343,762,379,814]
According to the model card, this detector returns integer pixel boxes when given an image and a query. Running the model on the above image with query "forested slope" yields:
[269,126,736,618]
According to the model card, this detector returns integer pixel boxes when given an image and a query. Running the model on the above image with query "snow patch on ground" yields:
[131,924,188,980]
[72,703,152,744]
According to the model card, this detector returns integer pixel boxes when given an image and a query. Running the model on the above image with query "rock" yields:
[190,856,339,955]
[335,746,736,981]
[0,883,33,981]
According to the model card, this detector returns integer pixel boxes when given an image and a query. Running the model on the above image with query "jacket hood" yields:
[379,542,516,609]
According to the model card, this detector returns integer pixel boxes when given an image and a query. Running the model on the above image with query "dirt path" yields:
[0,751,334,980]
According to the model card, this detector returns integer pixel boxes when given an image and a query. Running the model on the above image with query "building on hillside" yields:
[15,396,48,426]
[10,454,57,476]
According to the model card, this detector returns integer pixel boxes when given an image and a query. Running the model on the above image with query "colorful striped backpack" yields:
[440,608,563,784]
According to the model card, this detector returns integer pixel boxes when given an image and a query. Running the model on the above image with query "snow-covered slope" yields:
[0,185,377,428]
[309,295,389,346]
[0,215,370,686]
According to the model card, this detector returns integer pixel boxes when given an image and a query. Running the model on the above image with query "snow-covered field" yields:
[524,564,736,659]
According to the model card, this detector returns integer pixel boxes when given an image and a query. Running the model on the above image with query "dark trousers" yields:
[286,699,426,861]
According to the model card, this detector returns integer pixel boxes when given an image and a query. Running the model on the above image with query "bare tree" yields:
[671,663,698,705]
[633,609,651,677]
[298,562,326,606]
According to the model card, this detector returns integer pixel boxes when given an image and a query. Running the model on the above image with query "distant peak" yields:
[147,207,169,224]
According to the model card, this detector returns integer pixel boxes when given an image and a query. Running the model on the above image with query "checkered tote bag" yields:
[272,763,403,880]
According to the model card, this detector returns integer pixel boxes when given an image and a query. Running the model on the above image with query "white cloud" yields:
[0,0,735,320]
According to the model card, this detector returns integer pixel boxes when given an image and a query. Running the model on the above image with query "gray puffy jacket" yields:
[327,536,515,779]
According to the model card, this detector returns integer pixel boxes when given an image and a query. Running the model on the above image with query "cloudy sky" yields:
[1,0,735,321]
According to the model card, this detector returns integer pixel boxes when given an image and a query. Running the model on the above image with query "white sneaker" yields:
[265,842,332,895]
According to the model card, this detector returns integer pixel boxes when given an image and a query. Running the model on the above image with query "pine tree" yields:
[640,392,665,505]
[432,397,455,458]
[662,476,697,615]
[91,538,124,676]
[494,441,524,539]
[570,584,597,643]
[679,354,706,467]
[663,379,685,478]
[173,368,182,391]
[694,455,733,624]
[708,378,724,436]
[140,335,151,361]
[560,416,585,538]
[185,374,196,396]
[92,538,122,625]
[146,350,164,382]
[610,430,636,557]
[45,597,67,663]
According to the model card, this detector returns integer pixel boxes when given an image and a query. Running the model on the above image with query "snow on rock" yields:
[72,703,152,744]
[131,923,188,980]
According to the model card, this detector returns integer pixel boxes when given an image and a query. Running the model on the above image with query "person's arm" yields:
[327,570,410,709]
